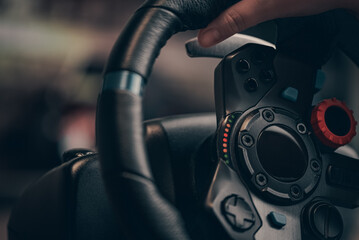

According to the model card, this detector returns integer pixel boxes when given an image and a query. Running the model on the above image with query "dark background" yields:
[0,0,358,239]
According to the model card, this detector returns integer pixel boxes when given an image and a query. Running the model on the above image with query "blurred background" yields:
[0,0,358,239]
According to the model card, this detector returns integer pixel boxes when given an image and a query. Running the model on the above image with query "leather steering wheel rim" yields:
[96,1,239,239]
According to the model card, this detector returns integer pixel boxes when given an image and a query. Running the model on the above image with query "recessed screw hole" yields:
[311,160,320,172]
[297,123,307,134]
[290,185,302,199]
[263,110,274,122]
[255,173,267,186]
[241,134,254,147]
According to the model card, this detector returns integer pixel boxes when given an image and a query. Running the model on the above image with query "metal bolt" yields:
[310,159,321,172]
[297,123,307,134]
[263,109,274,122]
[241,134,254,147]
[290,185,302,199]
[256,173,268,186]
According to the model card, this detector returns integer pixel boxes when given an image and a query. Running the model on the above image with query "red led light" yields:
[225,128,229,132]
[223,143,227,148]
[223,138,228,143]
[226,124,231,128]
[223,149,228,153]
[224,133,228,137]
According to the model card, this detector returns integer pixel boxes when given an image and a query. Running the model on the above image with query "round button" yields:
[237,59,250,73]
[222,195,255,231]
[259,70,274,83]
[311,98,357,148]
[304,201,343,240]
[244,78,258,92]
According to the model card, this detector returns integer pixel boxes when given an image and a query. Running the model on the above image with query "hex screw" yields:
[290,185,302,199]
[263,109,274,122]
[256,173,268,186]
[297,123,307,134]
[310,159,321,172]
[241,134,254,147]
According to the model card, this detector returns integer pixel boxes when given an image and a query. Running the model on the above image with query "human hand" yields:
[198,0,359,47]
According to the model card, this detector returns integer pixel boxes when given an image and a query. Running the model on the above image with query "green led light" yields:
[228,119,233,123]
[231,115,235,119]
[224,154,228,158]
[225,160,230,165]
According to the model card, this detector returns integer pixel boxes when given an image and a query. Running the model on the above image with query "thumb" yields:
[197,0,274,47]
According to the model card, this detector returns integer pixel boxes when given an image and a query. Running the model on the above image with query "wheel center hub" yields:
[257,125,308,182]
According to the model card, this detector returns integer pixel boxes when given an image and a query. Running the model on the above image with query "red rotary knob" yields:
[311,98,357,148]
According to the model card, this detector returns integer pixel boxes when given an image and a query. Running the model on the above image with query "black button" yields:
[304,201,343,240]
[222,195,256,231]
[244,78,258,92]
[237,59,250,73]
[259,70,274,83]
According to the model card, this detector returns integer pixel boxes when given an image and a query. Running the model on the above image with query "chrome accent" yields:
[102,71,144,95]
[185,33,276,59]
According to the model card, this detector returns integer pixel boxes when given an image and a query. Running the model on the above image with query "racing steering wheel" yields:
[7,0,359,240]
[96,0,359,239]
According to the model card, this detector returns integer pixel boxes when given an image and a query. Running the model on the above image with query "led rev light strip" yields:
[220,114,238,165]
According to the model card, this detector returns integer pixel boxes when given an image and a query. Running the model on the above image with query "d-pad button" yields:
[222,195,256,231]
